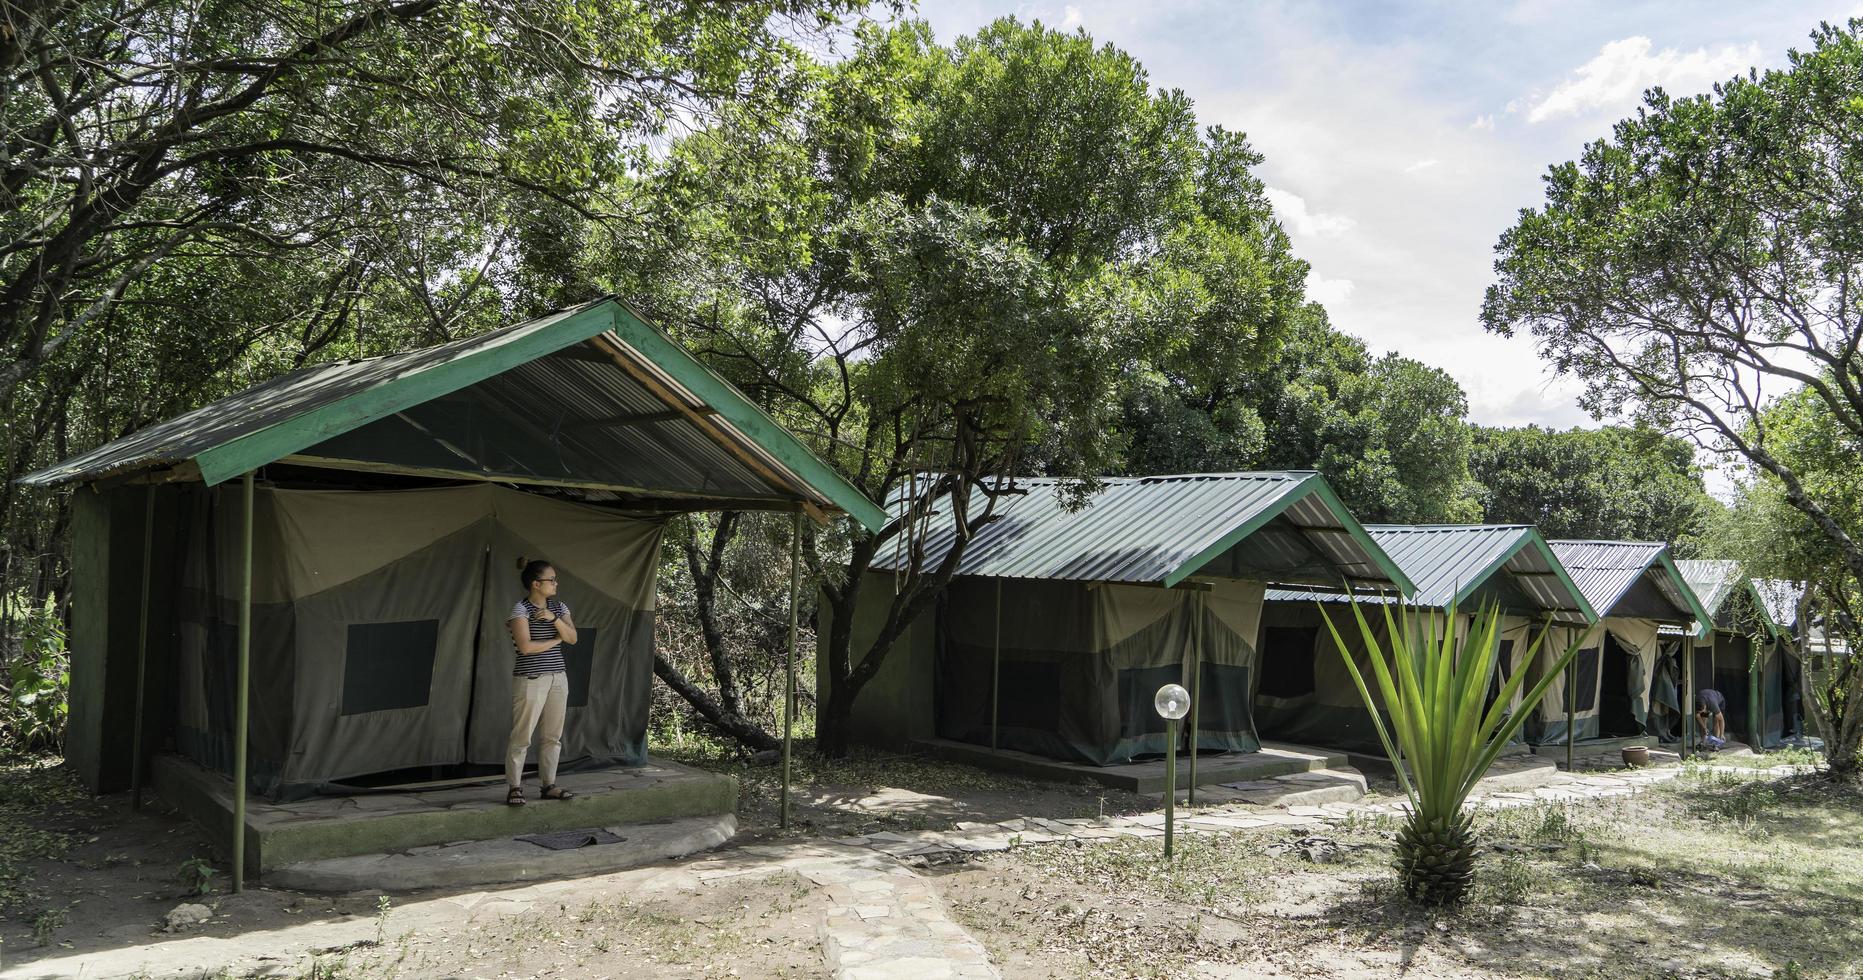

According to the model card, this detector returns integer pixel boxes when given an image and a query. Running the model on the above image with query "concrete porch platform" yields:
[152,754,737,877]
[269,813,737,892]
[1346,749,1564,794]
[914,738,1345,794]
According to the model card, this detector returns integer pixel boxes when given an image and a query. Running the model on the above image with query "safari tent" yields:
[1672,563,1800,749]
[824,472,1414,766]
[1256,524,1598,754]
[32,298,886,868]
[1536,541,1711,745]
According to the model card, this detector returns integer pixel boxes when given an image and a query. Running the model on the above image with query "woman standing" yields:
[506,558,579,805]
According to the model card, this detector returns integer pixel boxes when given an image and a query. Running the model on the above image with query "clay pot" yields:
[1622,745,1650,767]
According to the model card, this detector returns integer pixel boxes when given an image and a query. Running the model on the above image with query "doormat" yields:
[516,828,628,850]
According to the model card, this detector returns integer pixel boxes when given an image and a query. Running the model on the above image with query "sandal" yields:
[539,784,576,801]
[506,787,526,807]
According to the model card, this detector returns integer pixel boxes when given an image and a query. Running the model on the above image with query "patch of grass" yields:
[1472,852,1548,908]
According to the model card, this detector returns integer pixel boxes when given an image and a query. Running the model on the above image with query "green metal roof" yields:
[1267,524,1596,621]
[1675,560,1784,640]
[1753,579,1804,634]
[20,298,888,531]
[1550,540,1713,638]
[869,471,1415,592]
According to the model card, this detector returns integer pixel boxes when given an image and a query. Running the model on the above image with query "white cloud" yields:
[1403,158,1439,173]
[1306,273,1355,308]
[1062,4,1082,27]
[1526,36,1760,123]
[1263,186,1356,238]
[1469,114,1495,131]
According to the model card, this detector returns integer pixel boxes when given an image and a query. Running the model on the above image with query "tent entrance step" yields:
[268,813,736,892]
[151,753,736,875]
[914,738,1346,794]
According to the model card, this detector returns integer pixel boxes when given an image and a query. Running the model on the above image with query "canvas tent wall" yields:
[828,472,1414,766]
[1257,525,1596,754]
[1674,563,1798,748]
[1753,579,1809,745]
[1534,541,1710,745]
[36,297,887,804]
[173,483,662,799]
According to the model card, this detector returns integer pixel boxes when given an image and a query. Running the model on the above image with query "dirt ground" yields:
[5,750,1858,979]
[0,746,1142,977]
[939,767,1863,979]
[670,742,1156,842]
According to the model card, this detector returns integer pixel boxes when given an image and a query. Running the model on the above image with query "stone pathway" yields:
[683,842,998,980]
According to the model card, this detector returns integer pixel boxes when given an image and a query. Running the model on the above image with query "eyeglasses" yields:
[537,577,557,584]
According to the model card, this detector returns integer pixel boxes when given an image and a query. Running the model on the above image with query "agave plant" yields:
[1321,598,1592,906]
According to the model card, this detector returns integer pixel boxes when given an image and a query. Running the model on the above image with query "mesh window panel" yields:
[1574,645,1600,712]
[997,661,1063,733]
[342,620,439,715]
[1118,665,1183,739]
[1197,662,1252,732]
[1715,668,1748,727]
[1486,640,1517,706]
[561,626,598,709]
[1693,650,1714,695]
[1258,626,1319,698]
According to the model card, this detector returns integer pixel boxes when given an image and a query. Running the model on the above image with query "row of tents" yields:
[824,473,1816,767]
[35,300,1817,811]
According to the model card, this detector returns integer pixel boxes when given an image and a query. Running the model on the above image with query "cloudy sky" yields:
[915,1,1861,430]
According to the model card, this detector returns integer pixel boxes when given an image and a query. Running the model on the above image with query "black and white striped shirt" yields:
[510,598,571,676]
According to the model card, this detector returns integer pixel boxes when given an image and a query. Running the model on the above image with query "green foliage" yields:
[1469,425,1720,548]
[1,596,68,755]
[1321,600,1592,905]
[177,856,219,897]
[1124,307,1485,524]
[607,15,1345,751]
[0,0,865,677]
[1484,19,1863,777]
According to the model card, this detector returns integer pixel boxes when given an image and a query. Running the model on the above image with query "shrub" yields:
[2,595,68,756]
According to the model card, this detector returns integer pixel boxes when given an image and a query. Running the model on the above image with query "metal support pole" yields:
[233,472,254,892]
[991,579,1001,752]
[1749,635,1761,749]
[1187,591,1201,808]
[780,511,802,831]
[1163,717,1177,859]
[130,487,155,811]
[1682,643,1695,761]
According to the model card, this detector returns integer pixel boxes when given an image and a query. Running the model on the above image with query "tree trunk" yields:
[652,653,778,753]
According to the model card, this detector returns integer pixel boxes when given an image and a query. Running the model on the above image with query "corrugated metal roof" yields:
[1675,560,1742,619]
[1549,540,1710,633]
[1266,524,1594,619]
[19,299,888,530]
[1753,579,1804,633]
[869,472,1413,590]
[23,299,612,487]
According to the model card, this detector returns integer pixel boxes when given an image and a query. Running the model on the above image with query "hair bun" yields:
[515,556,528,571]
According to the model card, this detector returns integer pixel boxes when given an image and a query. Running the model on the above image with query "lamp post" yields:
[1155,683,1190,859]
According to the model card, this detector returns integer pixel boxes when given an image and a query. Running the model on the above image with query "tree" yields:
[1483,20,1863,775]
[1118,305,1484,523]
[1712,391,1863,770]
[0,0,863,652]
[607,18,1319,755]
[1257,311,1482,523]
[1468,425,1720,548]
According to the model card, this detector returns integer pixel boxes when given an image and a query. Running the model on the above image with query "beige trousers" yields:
[507,671,568,788]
